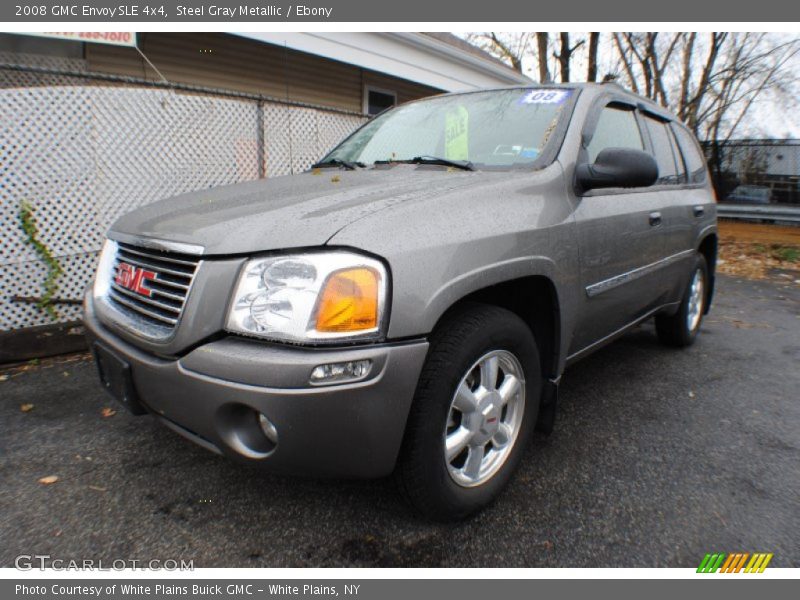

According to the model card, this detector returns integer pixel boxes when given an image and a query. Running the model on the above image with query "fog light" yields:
[257,413,279,445]
[310,359,372,384]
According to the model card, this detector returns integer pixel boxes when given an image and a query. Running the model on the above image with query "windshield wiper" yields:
[375,156,474,171]
[412,156,474,170]
[311,158,365,170]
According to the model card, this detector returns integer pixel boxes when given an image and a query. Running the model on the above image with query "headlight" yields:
[225,251,388,343]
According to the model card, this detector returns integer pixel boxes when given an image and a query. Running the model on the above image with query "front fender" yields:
[420,255,560,334]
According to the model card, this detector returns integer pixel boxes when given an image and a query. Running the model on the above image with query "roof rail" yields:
[600,80,627,91]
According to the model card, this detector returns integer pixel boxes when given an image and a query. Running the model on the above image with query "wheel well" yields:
[437,276,560,381]
[698,233,718,313]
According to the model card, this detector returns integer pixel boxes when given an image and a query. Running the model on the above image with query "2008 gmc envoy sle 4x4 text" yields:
[85,83,717,520]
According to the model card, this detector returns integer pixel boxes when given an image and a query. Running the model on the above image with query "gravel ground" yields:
[1,274,798,568]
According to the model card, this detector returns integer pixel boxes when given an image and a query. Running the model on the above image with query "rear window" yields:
[643,116,681,184]
[672,125,707,183]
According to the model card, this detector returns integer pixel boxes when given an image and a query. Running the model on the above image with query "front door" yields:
[569,103,667,354]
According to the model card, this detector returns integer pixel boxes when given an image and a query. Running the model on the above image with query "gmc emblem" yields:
[115,262,156,297]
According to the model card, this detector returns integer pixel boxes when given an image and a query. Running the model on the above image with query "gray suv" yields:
[84,83,717,520]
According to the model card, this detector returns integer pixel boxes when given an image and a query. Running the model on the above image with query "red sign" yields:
[115,263,156,297]
[24,32,137,48]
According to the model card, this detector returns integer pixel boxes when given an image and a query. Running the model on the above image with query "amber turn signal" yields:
[315,267,380,332]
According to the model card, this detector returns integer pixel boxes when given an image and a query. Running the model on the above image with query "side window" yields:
[672,125,707,183]
[667,126,687,183]
[643,116,680,184]
[586,106,644,163]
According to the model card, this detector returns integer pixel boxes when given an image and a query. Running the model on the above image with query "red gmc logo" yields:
[115,262,156,297]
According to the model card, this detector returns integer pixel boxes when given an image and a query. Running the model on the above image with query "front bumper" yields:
[84,293,428,478]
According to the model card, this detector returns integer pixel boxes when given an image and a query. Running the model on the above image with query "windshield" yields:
[323,88,575,169]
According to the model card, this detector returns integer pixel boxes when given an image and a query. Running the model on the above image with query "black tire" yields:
[655,253,708,347]
[395,303,541,521]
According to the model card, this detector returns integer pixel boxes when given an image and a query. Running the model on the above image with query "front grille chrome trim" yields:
[107,232,205,256]
[99,240,201,340]
[107,291,180,326]
[114,252,195,278]
[115,244,200,267]
[110,282,183,315]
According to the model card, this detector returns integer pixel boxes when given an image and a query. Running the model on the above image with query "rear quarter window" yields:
[672,125,707,184]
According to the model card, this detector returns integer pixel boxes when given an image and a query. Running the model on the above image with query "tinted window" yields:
[586,106,643,163]
[643,116,680,184]
[672,125,707,183]
[667,126,687,183]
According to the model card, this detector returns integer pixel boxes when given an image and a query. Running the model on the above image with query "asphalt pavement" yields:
[1,274,798,568]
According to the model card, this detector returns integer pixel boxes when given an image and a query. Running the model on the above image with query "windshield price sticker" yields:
[520,90,572,105]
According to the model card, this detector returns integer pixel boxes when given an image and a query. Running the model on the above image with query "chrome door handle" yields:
[693,205,705,217]
[649,212,662,227]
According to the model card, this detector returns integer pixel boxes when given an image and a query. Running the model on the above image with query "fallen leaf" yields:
[0,374,8,382]
[330,175,341,183]
[38,475,59,485]
[101,407,116,418]
[311,168,322,175]
[88,485,107,492]
[20,403,34,412]
[54,530,62,537]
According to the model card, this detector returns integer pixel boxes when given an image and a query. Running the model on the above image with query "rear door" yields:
[661,123,717,301]
[639,112,694,299]
[569,101,668,355]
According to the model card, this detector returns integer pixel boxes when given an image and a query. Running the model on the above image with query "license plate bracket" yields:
[92,342,147,415]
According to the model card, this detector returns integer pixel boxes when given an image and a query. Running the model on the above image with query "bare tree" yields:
[464,31,800,145]
[612,33,681,105]
[587,32,600,82]
[611,32,800,144]
[536,33,552,83]
[465,32,531,74]
[555,33,585,83]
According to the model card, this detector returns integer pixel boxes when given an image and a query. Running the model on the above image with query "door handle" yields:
[649,212,662,227]
[693,205,705,217]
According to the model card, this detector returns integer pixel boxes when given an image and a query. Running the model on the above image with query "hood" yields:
[109,166,508,256]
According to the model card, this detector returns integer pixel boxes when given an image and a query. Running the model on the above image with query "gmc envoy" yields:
[85,83,717,520]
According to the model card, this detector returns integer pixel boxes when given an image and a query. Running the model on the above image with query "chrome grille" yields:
[108,242,200,330]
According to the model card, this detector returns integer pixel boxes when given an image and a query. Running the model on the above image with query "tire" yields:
[655,253,708,347]
[395,303,541,521]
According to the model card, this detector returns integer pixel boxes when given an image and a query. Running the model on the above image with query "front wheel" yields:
[655,254,708,347]
[395,303,541,521]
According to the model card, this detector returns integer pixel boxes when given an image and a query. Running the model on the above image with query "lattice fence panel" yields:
[0,67,367,331]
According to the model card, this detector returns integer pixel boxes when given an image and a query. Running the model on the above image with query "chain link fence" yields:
[0,59,368,331]
[703,139,800,206]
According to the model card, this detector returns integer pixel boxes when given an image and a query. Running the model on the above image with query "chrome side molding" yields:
[585,249,694,298]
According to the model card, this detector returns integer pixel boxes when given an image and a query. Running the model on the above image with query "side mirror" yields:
[576,147,658,193]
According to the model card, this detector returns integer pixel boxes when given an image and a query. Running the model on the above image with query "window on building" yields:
[586,106,644,163]
[364,87,397,116]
